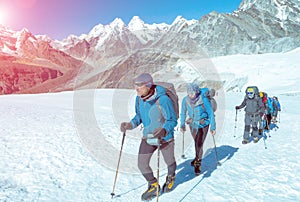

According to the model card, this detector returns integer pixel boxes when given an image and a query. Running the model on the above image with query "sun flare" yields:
[0,8,6,25]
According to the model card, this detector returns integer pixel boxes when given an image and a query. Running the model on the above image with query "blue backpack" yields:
[273,96,281,111]
[267,97,274,113]
[200,88,217,113]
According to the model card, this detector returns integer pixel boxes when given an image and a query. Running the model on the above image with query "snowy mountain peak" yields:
[15,28,35,43]
[88,23,105,38]
[239,0,258,11]
[170,16,196,32]
[110,18,126,29]
[170,15,197,29]
[172,16,187,25]
[20,28,30,33]
[128,16,146,31]
[129,16,144,25]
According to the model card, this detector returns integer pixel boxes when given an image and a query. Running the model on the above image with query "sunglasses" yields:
[188,91,196,97]
[247,92,254,94]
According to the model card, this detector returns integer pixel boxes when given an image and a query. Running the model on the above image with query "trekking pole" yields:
[181,131,186,159]
[212,135,221,166]
[234,109,238,138]
[111,132,126,199]
[156,141,161,202]
[263,133,267,149]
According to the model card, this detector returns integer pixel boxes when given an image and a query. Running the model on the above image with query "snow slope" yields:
[1,49,300,202]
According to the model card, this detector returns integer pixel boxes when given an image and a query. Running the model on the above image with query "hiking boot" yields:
[193,158,201,176]
[190,157,197,166]
[141,181,160,201]
[242,139,249,144]
[253,136,259,143]
[162,175,175,193]
[258,129,263,136]
[265,125,270,130]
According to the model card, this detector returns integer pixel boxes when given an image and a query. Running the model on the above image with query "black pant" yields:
[266,114,272,129]
[190,125,209,160]
[137,139,176,183]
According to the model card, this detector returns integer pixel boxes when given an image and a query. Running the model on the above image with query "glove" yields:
[199,118,206,125]
[180,126,186,133]
[210,130,216,135]
[120,122,132,132]
[186,118,192,124]
[153,128,167,139]
[235,106,240,110]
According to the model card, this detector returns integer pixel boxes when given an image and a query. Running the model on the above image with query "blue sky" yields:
[0,0,242,40]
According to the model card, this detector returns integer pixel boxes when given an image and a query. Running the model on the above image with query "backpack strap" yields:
[185,95,207,116]
[156,98,162,115]
[138,96,165,123]
[201,93,205,110]
[156,97,168,123]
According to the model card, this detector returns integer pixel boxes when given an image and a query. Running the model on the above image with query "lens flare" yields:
[0,8,6,25]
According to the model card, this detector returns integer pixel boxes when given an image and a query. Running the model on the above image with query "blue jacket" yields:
[266,97,274,114]
[130,85,177,142]
[180,93,216,131]
[277,101,281,110]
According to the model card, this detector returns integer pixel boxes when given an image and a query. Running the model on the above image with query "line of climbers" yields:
[235,86,281,144]
[119,73,281,201]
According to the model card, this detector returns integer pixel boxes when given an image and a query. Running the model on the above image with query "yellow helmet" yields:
[259,91,263,97]
[247,88,254,93]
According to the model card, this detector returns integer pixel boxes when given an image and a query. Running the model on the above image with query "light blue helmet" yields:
[187,83,200,95]
[187,83,200,103]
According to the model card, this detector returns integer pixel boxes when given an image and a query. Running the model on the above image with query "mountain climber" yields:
[235,86,264,144]
[271,96,281,123]
[120,73,177,201]
[179,83,216,175]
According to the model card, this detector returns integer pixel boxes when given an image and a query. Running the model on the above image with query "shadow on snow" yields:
[114,145,239,199]
[174,145,239,201]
